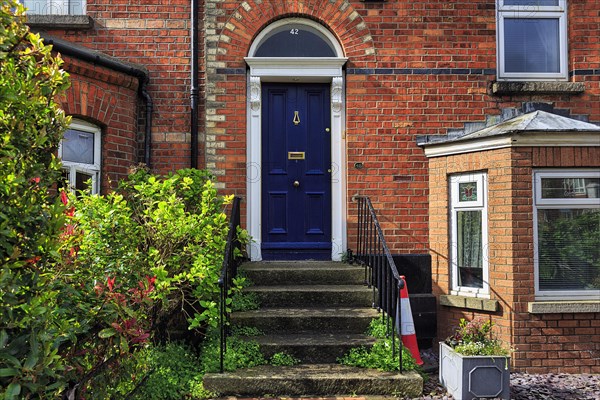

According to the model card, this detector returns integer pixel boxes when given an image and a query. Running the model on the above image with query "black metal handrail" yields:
[353,196,405,373]
[217,196,242,373]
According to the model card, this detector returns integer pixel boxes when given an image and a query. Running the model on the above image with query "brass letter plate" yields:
[288,151,305,160]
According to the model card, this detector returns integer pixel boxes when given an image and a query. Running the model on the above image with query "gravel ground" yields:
[413,348,600,400]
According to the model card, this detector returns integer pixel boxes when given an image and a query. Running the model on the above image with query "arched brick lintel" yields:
[215,0,377,67]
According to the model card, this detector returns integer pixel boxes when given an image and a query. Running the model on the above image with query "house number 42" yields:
[290,29,299,34]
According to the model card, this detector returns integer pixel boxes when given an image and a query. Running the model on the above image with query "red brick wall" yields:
[206,0,600,252]
[43,0,202,173]
[58,56,139,193]
[33,0,600,254]
[429,146,600,373]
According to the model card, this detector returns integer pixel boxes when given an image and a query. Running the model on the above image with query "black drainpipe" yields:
[190,0,199,169]
[42,36,154,168]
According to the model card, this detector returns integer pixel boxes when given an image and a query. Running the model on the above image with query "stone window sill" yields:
[26,15,94,30]
[528,301,600,314]
[492,81,585,95]
[440,295,498,312]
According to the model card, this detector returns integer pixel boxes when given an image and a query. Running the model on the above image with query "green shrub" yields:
[130,343,211,400]
[55,167,246,395]
[269,352,300,366]
[338,317,419,372]
[0,1,71,397]
[79,342,212,400]
[200,327,265,373]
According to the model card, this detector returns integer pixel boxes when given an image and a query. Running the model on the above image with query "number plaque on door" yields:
[288,151,305,160]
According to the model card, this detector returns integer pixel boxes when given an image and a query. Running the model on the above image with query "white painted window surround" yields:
[245,18,348,261]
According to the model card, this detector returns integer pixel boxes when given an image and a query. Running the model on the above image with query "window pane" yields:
[504,0,558,5]
[459,182,478,202]
[75,171,93,192]
[255,26,336,57]
[70,0,84,15]
[22,0,80,15]
[538,209,600,291]
[541,177,600,199]
[22,0,49,14]
[504,18,560,73]
[457,210,483,288]
[62,129,95,164]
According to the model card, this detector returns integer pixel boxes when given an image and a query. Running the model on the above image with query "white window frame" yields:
[450,172,490,298]
[21,0,86,15]
[533,170,600,300]
[496,0,568,81]
[59,119,101,194]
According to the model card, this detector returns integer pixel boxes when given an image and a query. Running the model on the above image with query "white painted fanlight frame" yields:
[245,18,348,261]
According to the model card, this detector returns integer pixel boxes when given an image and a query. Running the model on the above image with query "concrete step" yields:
[231,307,379,334]
[251,333,377,364]
[242,261,366,286]
[203,364,423,397]
[247,285,373,307]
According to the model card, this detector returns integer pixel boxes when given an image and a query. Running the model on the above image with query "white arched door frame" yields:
[245,18,348,261]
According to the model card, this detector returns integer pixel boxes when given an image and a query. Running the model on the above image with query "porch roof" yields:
[418,111,600,158]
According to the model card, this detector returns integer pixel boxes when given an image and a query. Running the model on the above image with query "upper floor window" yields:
[497,0,568,81]
[450,172,489,298]
[59,119,100,194]
[21,0,85,15]
[534,170,600,300]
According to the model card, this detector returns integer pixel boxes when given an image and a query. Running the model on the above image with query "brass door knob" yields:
[293,180,300,187]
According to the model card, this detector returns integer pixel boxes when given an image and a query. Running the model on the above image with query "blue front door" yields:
[261,83,332,260]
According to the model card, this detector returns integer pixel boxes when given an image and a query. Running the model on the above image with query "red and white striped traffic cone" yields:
[398,275,423,365]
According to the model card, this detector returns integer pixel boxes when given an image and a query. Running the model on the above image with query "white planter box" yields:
[439,342,510,400]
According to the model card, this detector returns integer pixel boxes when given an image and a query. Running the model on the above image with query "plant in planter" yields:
[439,318,510,400]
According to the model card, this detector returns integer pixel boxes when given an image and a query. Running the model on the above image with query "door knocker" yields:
[293,111,300,125]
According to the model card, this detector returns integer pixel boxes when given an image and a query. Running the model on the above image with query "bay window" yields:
[534,171,600,299]
[59,119,101,195]
[497,0,567,81]
[450,173,489,297]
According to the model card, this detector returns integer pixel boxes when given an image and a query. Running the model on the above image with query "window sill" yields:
[440,295,498,312]
[528,300,600,314]
[492,81,585,95]
[26,15,94,30]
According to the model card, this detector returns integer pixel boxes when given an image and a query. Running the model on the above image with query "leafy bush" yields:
[0,1,71,397]
[200,327,265,373]
[78,342,212,400]
[130,343,211,400]
[55,167,245,395]
[338,317,419,372]
[444,318,509,356]
[269,352,300,366]
[64,167,237,333]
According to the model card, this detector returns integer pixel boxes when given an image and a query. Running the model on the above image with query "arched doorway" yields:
[245,18,347,261]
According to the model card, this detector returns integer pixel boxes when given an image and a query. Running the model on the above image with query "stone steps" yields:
[249,333,377,364]
[204,261,423,397]
[242,261,366,286]
[204,364,422,397]
[245,285,374,307]
[232,307,380,334]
